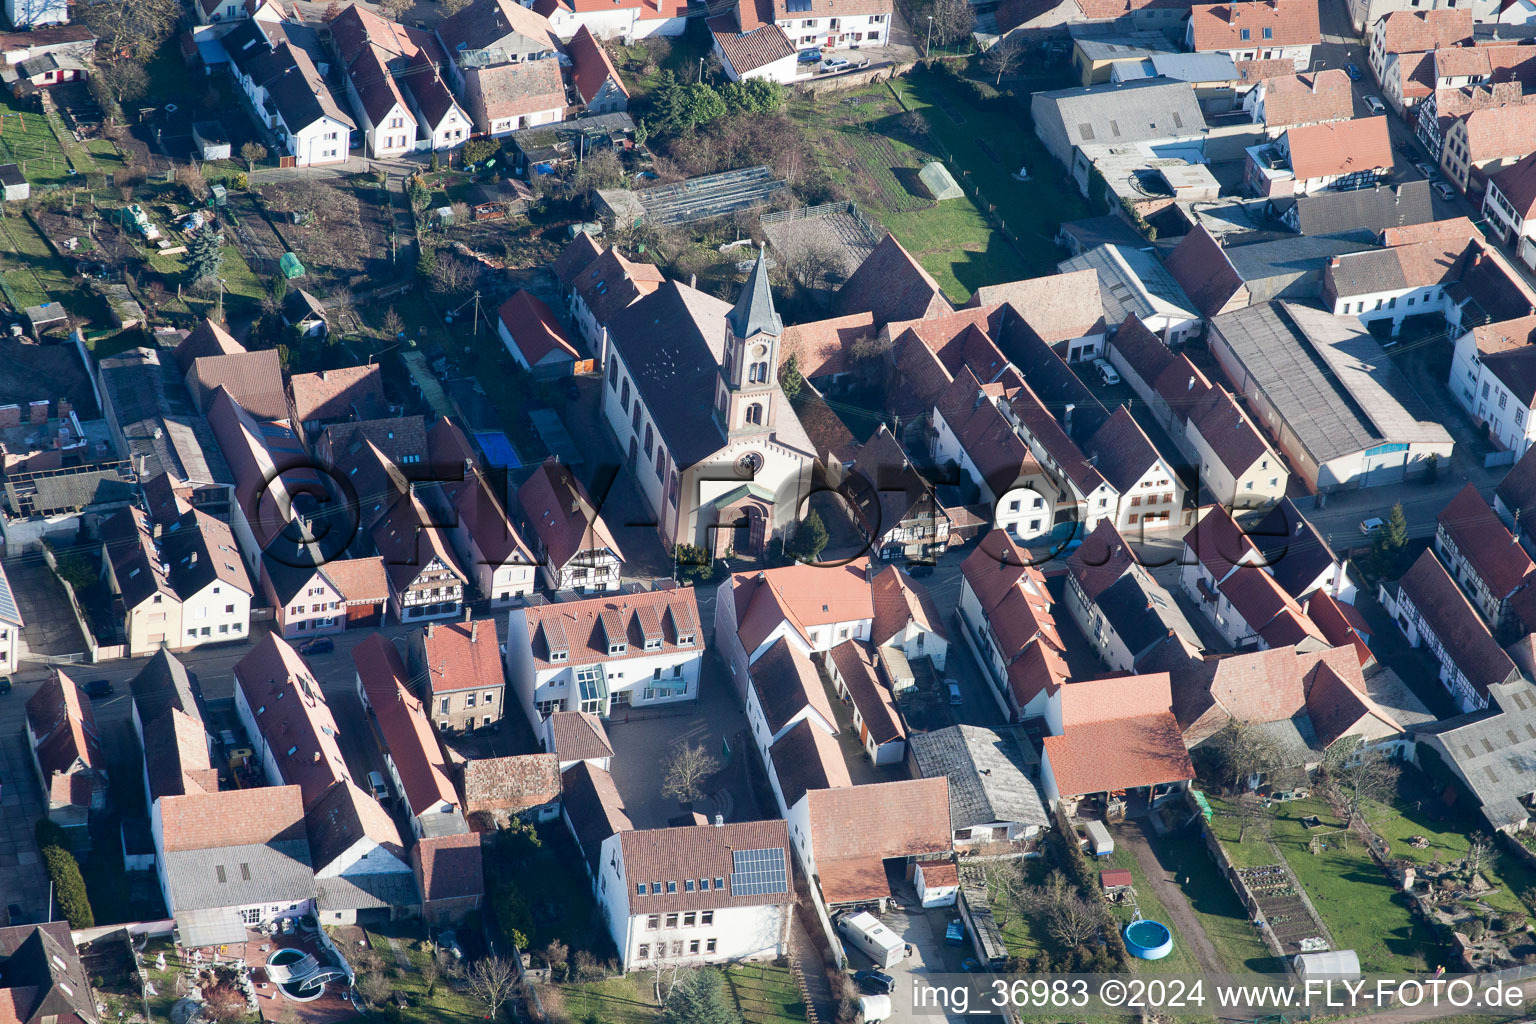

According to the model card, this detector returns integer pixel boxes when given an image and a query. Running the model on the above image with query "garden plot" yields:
[1235,864,1329,954]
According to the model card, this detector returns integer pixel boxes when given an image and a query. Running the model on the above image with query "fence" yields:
[760,201,882,248]
[72,919,176,944]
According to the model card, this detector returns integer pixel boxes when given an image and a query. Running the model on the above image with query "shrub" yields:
[40,845,93,928]
[461,138,500,166]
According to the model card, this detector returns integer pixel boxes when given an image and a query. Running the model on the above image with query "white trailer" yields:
[860,995,893,1022]
[1084,820,1114,856]
[838,911,904,968]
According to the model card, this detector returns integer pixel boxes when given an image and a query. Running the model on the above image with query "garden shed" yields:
[918,161,964,200]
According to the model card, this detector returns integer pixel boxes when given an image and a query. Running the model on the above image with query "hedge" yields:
[35,826,94,929]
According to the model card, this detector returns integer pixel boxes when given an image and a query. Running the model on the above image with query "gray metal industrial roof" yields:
[98,348,231,488]
[1036,79,1208,150]
[1209,301,1451,463]
[316,869,419,912]
[1420,681,1536,829]
[909,725,1049,831]
[1060,244,1197,324]
[1115,52,1240,82]
[164,840,315,912]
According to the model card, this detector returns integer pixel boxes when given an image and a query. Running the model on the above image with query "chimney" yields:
[57,398,71,420]
[1064,403,1075,434]
[427,622,435,640]
[471,620,479,643]
[689,273,697,288]
[1475,252,1484,266]
[28,400,47,425]
[0,404,18,429]
[713,814,724,826]
[1187,376,1196,392]
[1329,257,1341,268]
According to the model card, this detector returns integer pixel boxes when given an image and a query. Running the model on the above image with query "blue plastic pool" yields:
[1124,919,1174,960]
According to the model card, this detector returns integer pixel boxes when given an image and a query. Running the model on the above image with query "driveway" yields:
[7,560,88,665]
[0,728,51,923]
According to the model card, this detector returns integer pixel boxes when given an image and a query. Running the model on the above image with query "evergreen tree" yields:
[787,511,829,564]
[1371,501,1410,578]
[184,229,224,285]
[659,969,740,1024]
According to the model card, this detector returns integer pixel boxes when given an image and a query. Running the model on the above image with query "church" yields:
[599,248,816,558]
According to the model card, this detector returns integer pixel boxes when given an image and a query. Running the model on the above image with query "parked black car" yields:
[0,676,11,694]
[298,637,335,656]
[904,563,935,578]
[82,679,113,698]
[853,969,895,995]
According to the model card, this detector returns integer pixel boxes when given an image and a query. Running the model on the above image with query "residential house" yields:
[567,26,629,114]
[1451,315,1536,459]
[784,777,950,908]
[0,923,100,1024]
[1246,116,1392,196]
[1243,69,1353,132]
[287,364,386,437]
[1065,520,1201,673]
[824,640,906,765]
[709,0,798,84]
[533,0,687,40]
[330,4,471,156]
[956,534,1068,725]
[496,289,580,379]
[1434,482,1535,629]
[260,530,388,638]
[1322,221,1477,332]
[432,0,565,133]
[506,588,702,723]
[714,560,874,701]
[1273,179,1435,236]
[771,0,892,51]
[412,832,484,925]
[26,671,106,837]
[550,236,664,349]
[1367,8,1472,85]
[515,459,624,592]
[562,764,794,971]
[1484,152,1536,267]
[436,0,560,77]
[1172,644,1426,776]
[100,506,253,657]
[371,493,468,622]
[0,561,21,675]
[1495,443,1536,557]
[1180,504,1328,650]
[1442,102,1536,193]
[180,341,287,421]
[1162,224,1251,319]
[430,467,537,608]
[963,269,1107,363]
[1382,549,1522,712]
[223,19,354,167]
[1107,314,1216,437]
[1040,673,1194,809]
[459,754,562,829]
[908,725,1050,848]
[869,563,949,673]
[152,785,316,947]
[600,249,816,558]
[834,234,952,331]
[132,649,215,816]
[1186,0,1319,68]
[354,634,470,839]
[406,618,506,733]
[839,425,953,561]
[766,717,850,820]
[744,637,839,785]
[1249,497,1359,603]
[319,556,389,629]
[233,634,352,809]
[1059,243,1201,343]
[460,58,568,136]
[1184,385,1290,507]
[305,779,419,924]
[315,416,426,537]
[1207,301,1454,490]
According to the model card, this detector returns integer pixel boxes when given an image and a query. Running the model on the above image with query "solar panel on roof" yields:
[731,847,788,897]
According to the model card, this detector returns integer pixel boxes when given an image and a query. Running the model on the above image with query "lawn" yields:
[362,923,484,1024]
[1207,794,1445,972]
[785,82,1034,303]
[1150,832,1276,973]
[890,71,1091,280]
[1097,844,1203,979]
[0,210,78,314]
[556,964,802,1024]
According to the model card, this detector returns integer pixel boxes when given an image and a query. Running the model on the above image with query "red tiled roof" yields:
[751,636,837,737]
[417,618,502,694]
[731,561,873,654]
[521,588,699,669]
[25,671,103,804]
[1399,549,1519,701]
[1492,150,1536,220]
[826,640,904,746]
[354,634,461,816]
[1304,659,1400,747]
[1305,590,1373,667]
[497,289,578,367]
[172,317,243,374]
[235,635,350,809]
[1188,386,1274,476]
[305,778,404,869]
[1190,0,1320,50]
[1438,482,1534,599]
[516,459,623,571]
[289,364,385,425]
[966,271,1106,343]
[803,778,949,900]
[769,718,850,809]
[1461,102,1536,164]
[547,710,614,761]
[1236,56,1301,82]
[1183,504,1263,581]
[778,311,877,380]
[443,469,535,571]
[567,25,628,107]
[1258,69,1354,128]
[1376,8,1471,54]
[158,785,307,853]
[461,754,561,821]
[870,564,948,646]
[414,832,483,903]
[835,234,952,328]
[321,556,389,605]
[185,349,288,421]
[1164,225,1246,318]
[1285,116,1392,181]
[1044,672,1193,795]
[371,491,467,594]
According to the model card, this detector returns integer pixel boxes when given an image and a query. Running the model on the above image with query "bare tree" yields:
[783,238,845,291]
[439,0,471,12]
[928,0,975,48]
[1324,737,1400,825]
[1209,720,1284,792]
[97,60,148,105]
[354,971,391,1007]
[1046,891,1106,949]
[240,142,268,173]
[661,742,720,804]
[83,0,178,59]
[1467,833,1492,877]
[982,35,1024,85]
[377,0,414,19]
[381,307,404,339]
[980,859,1026,928]
[430,253,479,294]
[465,956,519,1019]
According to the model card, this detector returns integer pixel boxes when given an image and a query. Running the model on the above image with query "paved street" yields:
[0,729,50,924]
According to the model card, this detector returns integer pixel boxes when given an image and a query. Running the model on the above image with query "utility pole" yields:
[216,278,226,323]
[699,56,705,83]
[926,15,933,55]
[472,290,481,335]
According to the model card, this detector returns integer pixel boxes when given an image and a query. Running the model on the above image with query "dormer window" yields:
[644,637,662,651]
[678,633,695,647]
[550,649,568,662]
[608,641,626,655]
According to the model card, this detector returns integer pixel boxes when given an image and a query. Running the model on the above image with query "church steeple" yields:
[716,245,782,437]
[727,246,782,340]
